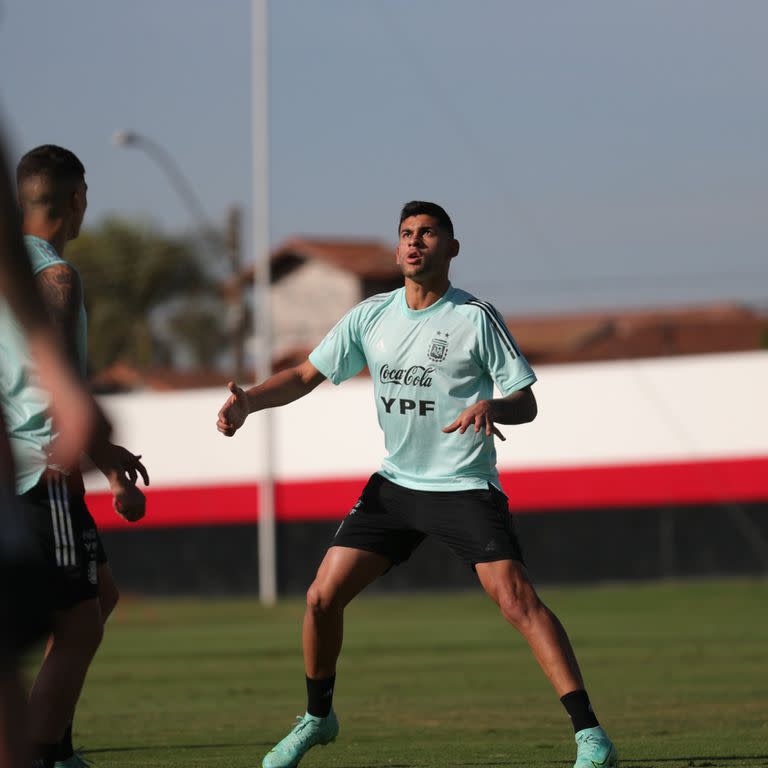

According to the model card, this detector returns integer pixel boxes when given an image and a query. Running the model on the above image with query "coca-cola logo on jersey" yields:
[379,364,434,388]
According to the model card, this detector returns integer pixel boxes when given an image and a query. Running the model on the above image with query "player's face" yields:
[396,214,457,283]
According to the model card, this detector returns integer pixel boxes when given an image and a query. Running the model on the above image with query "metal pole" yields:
[252,0,277,604]
[225,206,246,382]
[112,131,215,238]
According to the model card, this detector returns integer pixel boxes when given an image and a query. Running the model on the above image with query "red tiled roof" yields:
[91,363,230,393]
[237,237,399,285]
[506,303,765,363]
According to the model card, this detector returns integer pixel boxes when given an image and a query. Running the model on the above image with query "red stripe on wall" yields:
[87,456,768,531]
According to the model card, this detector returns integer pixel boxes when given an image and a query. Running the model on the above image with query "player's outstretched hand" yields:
[112,480,146,523]
[443,401,506,441]
[217,381,250,437]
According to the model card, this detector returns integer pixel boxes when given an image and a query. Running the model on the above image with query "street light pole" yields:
[112,130,214,235]
[113,130,247,381]
[253,0,277,605]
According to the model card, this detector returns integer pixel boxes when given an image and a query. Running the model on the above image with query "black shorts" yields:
[332,473,525,569]
[0,487,53,659]
[18,471,107,611]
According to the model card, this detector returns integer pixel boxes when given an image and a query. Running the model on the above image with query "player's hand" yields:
[112,480,146,523]
[442,401,506,441]
[105,444,150,486]
[217,381,250,437]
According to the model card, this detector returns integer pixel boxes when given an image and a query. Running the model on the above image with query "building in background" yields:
[91,238,768,390]
[244,237,402,368]
[511,303,766,364]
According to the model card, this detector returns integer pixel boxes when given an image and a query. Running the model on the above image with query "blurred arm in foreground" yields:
[0,130,109,768]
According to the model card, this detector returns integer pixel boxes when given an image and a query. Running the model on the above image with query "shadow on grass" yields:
[84,741,271,754]
[455,758,768,768]
[321,759,768,768]
[80,749,768,767]
[621,757,768,766]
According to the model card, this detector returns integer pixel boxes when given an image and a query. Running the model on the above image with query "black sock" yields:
[56,723,74,760]
[306,674,335,718]
[560,689,599,733]
[31,742,57,768]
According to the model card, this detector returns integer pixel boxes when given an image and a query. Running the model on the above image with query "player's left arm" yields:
[35,262,82,370]
[442,386,537,442]
[445,302,538,441]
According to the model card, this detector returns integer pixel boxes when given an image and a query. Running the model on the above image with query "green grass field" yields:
[26,580,768,768]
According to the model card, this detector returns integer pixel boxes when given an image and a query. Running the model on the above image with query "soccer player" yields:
[217,201,618,768]
[5,145,149,768]
[0,132,108,768]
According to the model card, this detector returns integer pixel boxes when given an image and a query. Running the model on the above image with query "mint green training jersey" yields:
[0,236,88,493]
[309,284,536,491]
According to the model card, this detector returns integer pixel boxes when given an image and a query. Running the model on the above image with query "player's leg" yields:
[476,559,583,693]
[23,473,104,768]
[28,597,103,765]
[304,544,390,680]
[97,561,119,622]
[476,560,618,767]
[0,545,50,768]
[0,479,54,768]
[53,560,117,768]
[0,670,26,768]
[423,484,617,768]
[263,474,418,768]
[262,546,389,768]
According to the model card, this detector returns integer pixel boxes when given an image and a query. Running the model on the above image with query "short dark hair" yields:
[398,201,454,237]
[17,144,85,188]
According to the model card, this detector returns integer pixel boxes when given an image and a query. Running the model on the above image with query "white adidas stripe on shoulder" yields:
[465,299,521,358]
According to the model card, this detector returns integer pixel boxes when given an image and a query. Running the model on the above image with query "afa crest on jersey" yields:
[427,332,449,362]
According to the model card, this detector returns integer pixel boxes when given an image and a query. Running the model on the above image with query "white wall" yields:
[271,262,360,355]
[88,351,768,492]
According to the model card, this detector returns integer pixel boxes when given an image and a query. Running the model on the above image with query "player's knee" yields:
[306,581,339,617]
[89,617,105,653]
[54,602,104,657]
[74,612,104,656]
[497,585,541,629]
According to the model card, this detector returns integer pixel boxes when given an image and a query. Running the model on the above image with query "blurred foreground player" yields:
[5,145,149,768]
[217,201,618,768]
[0,131,107,768]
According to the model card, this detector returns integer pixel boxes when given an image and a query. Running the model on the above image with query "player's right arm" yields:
[31,246,149,520]
[217,358,326,437]
[35,262,82,370]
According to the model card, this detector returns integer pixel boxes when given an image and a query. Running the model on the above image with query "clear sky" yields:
[1,0,766,315]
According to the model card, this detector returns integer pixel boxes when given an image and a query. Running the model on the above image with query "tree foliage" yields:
[67,217,230,374]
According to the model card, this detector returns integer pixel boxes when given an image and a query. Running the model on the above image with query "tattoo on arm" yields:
[36,264,82,368]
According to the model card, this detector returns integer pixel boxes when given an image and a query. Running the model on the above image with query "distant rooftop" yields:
[509,302,765,364]
[92,301,767,392]
[243,237,399,283]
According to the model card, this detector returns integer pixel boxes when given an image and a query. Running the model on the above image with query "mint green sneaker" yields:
[54,751,93,768]
[262,710,339,768]
[574,726,618,768]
